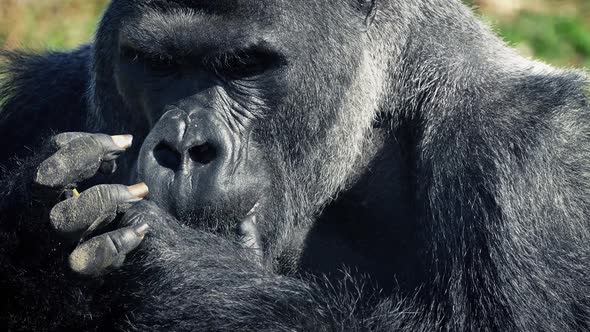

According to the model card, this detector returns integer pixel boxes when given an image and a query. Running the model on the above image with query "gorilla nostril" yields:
[189,143,217,165]
[153,142,181,171]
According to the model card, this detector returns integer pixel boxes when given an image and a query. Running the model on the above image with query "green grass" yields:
[489,12,590,67]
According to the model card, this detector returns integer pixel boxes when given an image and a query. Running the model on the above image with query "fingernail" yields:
[242,213,257,226]
[134,223,150,237]
[127,183,149,199]
[247,201,260,215]
[111,135,133,149]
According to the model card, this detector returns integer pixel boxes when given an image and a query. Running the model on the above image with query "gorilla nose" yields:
[188,142,217,164]
[153,142,182,171]
[153,140,218,172]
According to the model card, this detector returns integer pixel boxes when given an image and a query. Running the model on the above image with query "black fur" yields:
[1,0,589,331]
[0,47,90,167]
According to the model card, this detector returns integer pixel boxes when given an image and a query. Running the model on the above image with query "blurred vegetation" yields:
[468,0,590,67]
[0,0,589,67]
[0,0,108,50]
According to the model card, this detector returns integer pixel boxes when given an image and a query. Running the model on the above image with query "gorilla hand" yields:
[116,200,264,266]
[33,132,150,276]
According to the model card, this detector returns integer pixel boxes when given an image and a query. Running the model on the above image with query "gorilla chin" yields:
[135,107,269,230]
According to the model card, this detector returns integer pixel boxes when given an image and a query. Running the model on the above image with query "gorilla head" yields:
[90,0,387,235]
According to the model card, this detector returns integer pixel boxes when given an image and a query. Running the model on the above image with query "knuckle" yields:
[34,156,66,188]
[91,134,115,154]
[85,184,121,204]
[109,227,142,255]
[105,233,121,256]
[49,202,69,231]
[78,135,102,152]
[53,132,82,147]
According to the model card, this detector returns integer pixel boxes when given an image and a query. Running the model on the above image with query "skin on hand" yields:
[69,223,149,276]
[34,132,151,276]
[35,133,132,189]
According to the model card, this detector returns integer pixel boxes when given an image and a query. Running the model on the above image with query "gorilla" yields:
[1,0,589,331]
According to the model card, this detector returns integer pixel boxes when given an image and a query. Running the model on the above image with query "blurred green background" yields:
[0,0,589,68]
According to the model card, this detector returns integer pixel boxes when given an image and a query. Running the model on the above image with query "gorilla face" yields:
[118,25,279,217]
[112,3,289,223]
[98,0,377,230]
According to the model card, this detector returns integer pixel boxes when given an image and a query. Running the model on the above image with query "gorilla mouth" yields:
[169,196,262,235]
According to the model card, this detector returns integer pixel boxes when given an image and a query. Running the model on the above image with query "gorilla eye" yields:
[211,48,284,79]
[146,56,176,72]
[120,46,177,72]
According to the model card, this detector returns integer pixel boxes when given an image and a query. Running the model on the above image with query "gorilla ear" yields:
[352,0,378,30]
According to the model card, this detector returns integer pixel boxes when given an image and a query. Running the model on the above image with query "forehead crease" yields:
[122,8,267,54]
[143,0,271,15]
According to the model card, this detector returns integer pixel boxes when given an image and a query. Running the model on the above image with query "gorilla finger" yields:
[35,134,133,189]
[53,132,96,149]
[237,214,263,264]
[54,132,133,155]
[50,183,149,239]
[111,254,127,269]
[69,223,150,276]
